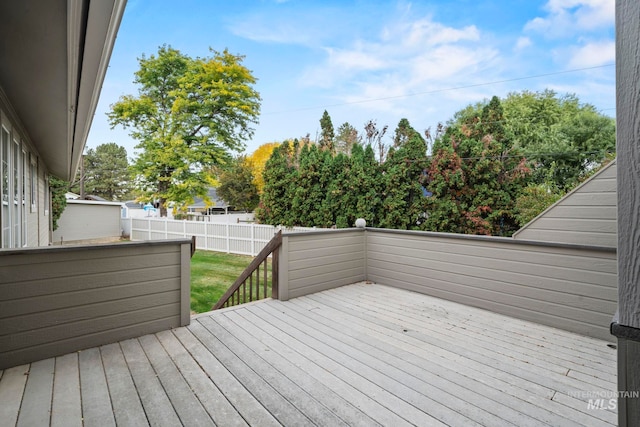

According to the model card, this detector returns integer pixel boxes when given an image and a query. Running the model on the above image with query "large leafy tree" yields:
[72,143,132,201]
[217,156,259,212]
[109,45,260,216]
[450,90,615,192]
[425,96,530,236]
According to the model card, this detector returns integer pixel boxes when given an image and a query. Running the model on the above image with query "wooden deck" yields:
[0,283,617,426]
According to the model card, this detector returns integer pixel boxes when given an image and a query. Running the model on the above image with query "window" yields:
[44,174,49,216]
[22,146,27,246]
[30,154,36,212]
[1,126,9,247]
[13,136,21,247]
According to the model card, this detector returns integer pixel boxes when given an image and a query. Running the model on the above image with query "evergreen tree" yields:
[72,143,132,201]
[255,142,297,225]
[335,122,361,155]
[291,145,333,226]
[392,118,413,148]
[425,96,529,235]
[351,144,382,227]
[319,110,335,153]
[379,126,428,230]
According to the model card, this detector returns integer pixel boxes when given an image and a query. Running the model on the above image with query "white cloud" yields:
[515,37,532,50]
[567,40,615,68]
[525,0,614,37]
[324,47,388,72]
[300,15,497,100]
[401,18,480,47]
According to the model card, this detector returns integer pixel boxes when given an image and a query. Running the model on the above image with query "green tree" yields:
[49,176,68,231]
[514,184,563,226]
[335,122,361,155]
[73,143,132,201]
[217,156,260,212]
[255,141,297,225]
[450,90,615,192]
[379,122,428,230]
[319,110,335,153]
[425,96,530,235]
[392,118,413,148]
[290,145,334,226]
[109,45,260,216]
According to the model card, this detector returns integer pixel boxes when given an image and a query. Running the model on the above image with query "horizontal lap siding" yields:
[366,231,617,341]
[280,231,366,300]
[514,161,617,248]
[0,241,190,369]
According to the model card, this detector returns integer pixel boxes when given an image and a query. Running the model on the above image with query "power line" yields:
[262,64,615,115]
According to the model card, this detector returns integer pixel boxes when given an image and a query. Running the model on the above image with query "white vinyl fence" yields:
[127,217,319,256]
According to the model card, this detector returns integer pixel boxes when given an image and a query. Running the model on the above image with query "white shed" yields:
[53,199,123,243]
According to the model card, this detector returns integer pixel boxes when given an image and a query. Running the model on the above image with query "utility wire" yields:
[262,64,615,115]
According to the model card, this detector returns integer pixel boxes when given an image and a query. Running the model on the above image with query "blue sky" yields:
[87,0,615,158]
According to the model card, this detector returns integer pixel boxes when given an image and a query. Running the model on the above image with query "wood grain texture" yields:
[616,0,640,330]
[615,2,640,426]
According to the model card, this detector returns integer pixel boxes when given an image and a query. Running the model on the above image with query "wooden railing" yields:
[212,230,282,310]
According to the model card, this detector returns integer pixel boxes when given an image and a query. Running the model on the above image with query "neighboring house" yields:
[186,187,231,214]
[0,1,125,248]
[513,160,617,248]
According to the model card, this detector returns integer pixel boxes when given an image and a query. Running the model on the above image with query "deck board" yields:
[51,353,82,427]
[17,358,54,427]
[79,347,116,427]
[0,365,28,426]
[100,343,148,427]
[4,283,618,427]
[280,296,587,427]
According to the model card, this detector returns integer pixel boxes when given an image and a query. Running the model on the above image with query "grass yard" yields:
[190,250,272,313]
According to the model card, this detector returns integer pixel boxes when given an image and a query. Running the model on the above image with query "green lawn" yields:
[190,250,272,313]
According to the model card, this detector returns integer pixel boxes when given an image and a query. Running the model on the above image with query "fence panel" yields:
[126,217,317,256]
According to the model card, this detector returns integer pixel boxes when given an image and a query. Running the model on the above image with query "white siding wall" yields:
[53,201,122,243]
[513,161,617,248]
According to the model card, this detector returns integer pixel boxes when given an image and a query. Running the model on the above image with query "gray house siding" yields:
[513,160,617,248]
[278,228,616,341]
[278,229,366,301]
[0,239,192,369]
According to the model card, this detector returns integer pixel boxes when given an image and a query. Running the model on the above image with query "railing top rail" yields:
[211,230,282,310]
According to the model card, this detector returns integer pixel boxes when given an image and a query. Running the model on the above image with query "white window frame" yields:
[30,154,36,213]
[44,174,49,216]
[1,125,10,248]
